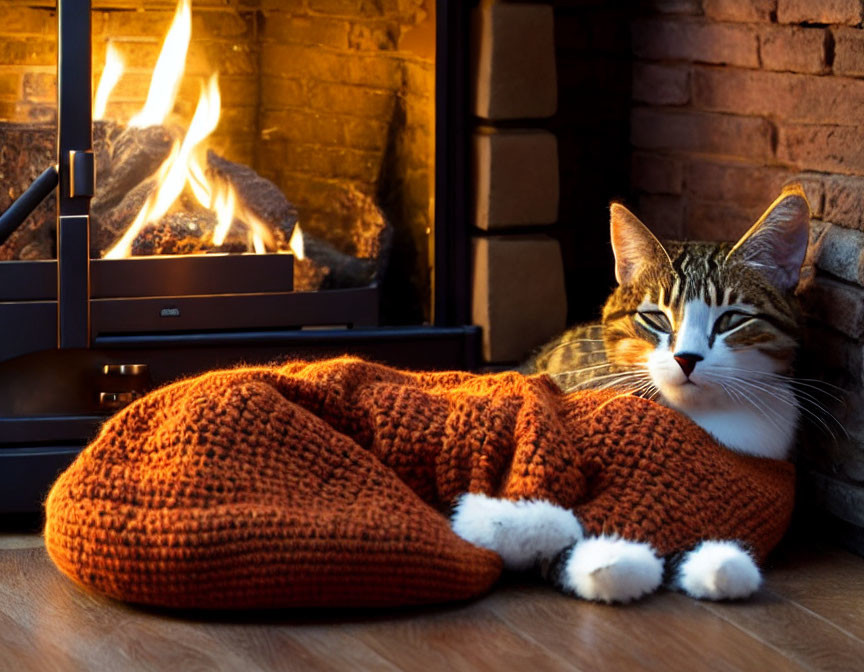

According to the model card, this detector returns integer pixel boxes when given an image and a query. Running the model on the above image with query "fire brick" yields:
[473,129,559,229]
[631,153,684,195]
[685,160,793,208]
[777,0,864,25]
[703,0,777,22]
[761,26,829,74]
[779,124,864,176]
[472,235,567,363]
[833,26,864,77]
[471,1,557,120]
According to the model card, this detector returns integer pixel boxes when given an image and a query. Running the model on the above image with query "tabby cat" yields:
[525,186,810,461]
[451,186,811,604]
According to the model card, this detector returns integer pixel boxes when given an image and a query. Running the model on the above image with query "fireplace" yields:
[0,0,479,510]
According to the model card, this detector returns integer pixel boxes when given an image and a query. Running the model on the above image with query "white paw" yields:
[676,541,762,601]
[450,493,583,570]
[561,536,663,604]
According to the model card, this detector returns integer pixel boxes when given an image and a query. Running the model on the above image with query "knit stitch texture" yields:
[44,356,795,608]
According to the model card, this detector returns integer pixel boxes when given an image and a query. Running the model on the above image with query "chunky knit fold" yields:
[44,356,794,608]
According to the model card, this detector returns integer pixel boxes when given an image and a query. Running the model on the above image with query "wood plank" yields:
[763,543,864,642]
[482,579,806,672]
[696,589,864,672]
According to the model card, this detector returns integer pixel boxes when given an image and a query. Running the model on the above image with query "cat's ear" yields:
[610,203,672,285]
[726,185,811,292]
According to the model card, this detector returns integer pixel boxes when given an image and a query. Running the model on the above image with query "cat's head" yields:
[602,186,810,418]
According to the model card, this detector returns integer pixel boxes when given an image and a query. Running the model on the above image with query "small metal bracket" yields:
[68,150,94,198]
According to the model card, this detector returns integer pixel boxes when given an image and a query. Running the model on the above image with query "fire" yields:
[94,43,123,121]
[128,0,192,129]
[96,0,288,260]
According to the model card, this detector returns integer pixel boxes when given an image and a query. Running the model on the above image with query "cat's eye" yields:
[714,311,754,334]
[636,311,673,333]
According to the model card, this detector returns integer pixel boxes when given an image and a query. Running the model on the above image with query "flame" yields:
[104,76,221,259]
[128,0,192,128]
[98,0,285,259]
[289,223,305,260]
[94,43,124,121]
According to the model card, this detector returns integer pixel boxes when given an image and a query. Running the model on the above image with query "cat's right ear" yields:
[610,203,671,285]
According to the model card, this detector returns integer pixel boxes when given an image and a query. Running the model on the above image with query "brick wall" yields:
[632,0,864,551]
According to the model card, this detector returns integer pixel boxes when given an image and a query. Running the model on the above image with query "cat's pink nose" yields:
[674,353,703,377]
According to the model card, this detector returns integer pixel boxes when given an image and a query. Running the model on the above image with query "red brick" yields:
[760,26,829,74]
[631,153,683,195]
[638,194,685,240]
[631,18,759,68]
[824,175,864,231]
[777,0,863,25]
[833,27,864,77]
[632,63,689,106]
[631,107,775,161]
[779,124,864,175]
[692,66,864,125]
[703,0,776,22]
[263,14,350,49]
[685,160,793,207]
[307,81,395,119]
[686,199,762,242]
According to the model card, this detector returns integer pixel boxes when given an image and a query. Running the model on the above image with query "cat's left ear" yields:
[726,185,811,292]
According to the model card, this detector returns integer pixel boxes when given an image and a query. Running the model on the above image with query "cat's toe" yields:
[450,493,583,570]
[560,536,663,603]
[675,541,762,601]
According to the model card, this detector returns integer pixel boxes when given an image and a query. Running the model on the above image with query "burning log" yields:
[91,124,178,215]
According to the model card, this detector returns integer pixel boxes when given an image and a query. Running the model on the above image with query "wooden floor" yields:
[1,530,863,672]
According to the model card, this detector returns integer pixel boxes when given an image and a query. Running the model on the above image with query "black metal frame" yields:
[0,0,477,512]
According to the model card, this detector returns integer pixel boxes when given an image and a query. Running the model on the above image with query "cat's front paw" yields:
[674,541,762,601]
[558,536,663,604]
[450,493,583,570]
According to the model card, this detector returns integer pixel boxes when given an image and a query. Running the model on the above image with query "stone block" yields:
[777,0,863,25]
[632,63,690,106]
[824,175,864,231]
[472,235,567,363]
[801,276,864,339]
[631,18,759,68]
[473,129,559,229]
[631,153,683,195]
[810,221,864,286]
[471,2,557,120]
[703,0,777,22]
[833,26,864,77]
[760,26,829,74]
[631,107,775,161]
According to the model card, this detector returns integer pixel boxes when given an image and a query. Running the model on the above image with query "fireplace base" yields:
[0,324,480,512]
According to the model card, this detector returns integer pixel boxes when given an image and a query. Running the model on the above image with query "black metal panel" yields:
[90,286,380,335]
[0,261,57,301]
[434,0,471,327]
[57,215,90,347]
[0,302,58,363]
[91,254,294,299]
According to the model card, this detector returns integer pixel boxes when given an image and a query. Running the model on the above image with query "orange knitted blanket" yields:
[44,357,795,609]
